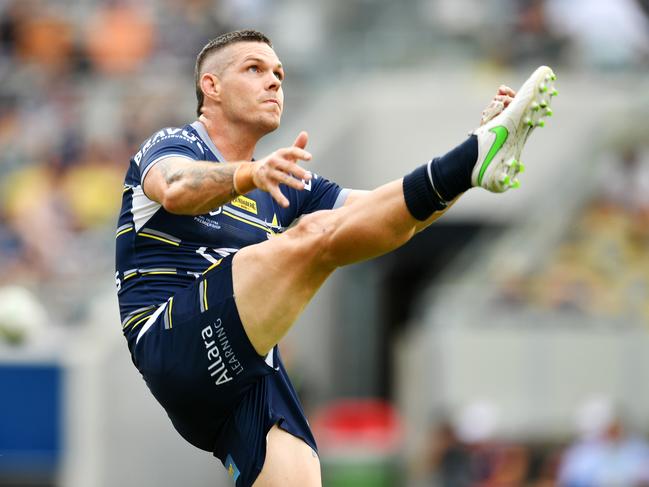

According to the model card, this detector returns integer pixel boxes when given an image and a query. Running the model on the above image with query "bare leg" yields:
[253,425,322,487]
[233,178,448,356]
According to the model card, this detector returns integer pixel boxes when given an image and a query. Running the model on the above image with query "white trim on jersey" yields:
[136,300,167,344]
[133,154,199,232]
[131,185,162,232]
[224,204,284,231]
[333,188,352,209]
[191,120,227,162]
[265,348,278,370]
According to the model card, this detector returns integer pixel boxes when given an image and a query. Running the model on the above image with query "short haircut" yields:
[194,29,273,116]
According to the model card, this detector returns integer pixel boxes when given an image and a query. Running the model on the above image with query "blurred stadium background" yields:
[1,0,649,485]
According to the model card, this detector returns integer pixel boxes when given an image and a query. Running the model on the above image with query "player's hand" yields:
[252,131,313,207]
[480,85,517,126]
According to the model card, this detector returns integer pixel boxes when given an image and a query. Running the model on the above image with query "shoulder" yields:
[133,124,207,166]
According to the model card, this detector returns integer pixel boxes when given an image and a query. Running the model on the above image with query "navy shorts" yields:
[128,255,317,487]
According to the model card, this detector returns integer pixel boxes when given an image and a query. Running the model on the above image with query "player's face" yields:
[218,42,285,134]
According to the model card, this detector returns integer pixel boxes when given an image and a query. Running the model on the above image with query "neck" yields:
[197,114,259,162]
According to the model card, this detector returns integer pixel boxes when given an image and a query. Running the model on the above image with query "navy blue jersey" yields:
[115,121,347,333]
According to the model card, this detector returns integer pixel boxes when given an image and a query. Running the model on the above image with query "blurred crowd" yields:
[494,138,649,328]
[0,0,237,295]
[425,0,649,69]
[0,0,648,322]
[417,398,649,487]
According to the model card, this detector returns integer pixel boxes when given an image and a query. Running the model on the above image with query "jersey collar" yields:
[191,120,227,163]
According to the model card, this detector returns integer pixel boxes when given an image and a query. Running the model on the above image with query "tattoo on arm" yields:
[156,159,184,185]
[185,163,238,199]
[157,158,239,201]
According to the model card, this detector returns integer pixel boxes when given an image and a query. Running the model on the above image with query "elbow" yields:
[161,196,182,215]
[160,186,194,215]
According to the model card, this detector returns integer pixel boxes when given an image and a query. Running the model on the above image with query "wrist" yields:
[233,162,256,195]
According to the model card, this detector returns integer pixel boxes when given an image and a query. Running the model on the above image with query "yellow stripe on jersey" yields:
[202,259,223,275]
[123,271,138,280]
[123,309,154,329]
[222,210,274,235]
[167,297,174,329]
[116,227,133,238]
[203,279,209,311]
[129,313,153,331]
[138,232,181,246]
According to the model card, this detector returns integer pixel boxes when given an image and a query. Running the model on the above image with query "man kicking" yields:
[115,29,557,487]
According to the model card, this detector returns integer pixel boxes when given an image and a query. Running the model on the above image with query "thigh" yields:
[232,210,339,356]
[253,425,322,487]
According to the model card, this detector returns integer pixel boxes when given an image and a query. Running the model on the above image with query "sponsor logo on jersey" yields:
[194,215,221,230]
[230,195,258,214]
[133,127,200,166]
[201,318,243,386]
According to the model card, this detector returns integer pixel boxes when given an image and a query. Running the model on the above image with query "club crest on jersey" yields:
[230,195,258,214]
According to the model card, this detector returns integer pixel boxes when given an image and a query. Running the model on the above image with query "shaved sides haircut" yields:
[194,29,273,116]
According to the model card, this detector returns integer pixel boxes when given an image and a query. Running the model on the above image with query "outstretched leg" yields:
[233,178,446,355]
[234,65,557,356]
[237,65,557,486]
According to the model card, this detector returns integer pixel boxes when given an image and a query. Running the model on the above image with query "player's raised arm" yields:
[143,132,313,215]
[143,157,239,215]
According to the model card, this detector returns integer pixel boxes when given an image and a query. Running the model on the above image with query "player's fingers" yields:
[268,168,305,190]
[284,166,310,184]
[292,131,309,150]
[283,176,306,191]
[278,146,312,162]
[273,159,310,181]
[269,184,290,207]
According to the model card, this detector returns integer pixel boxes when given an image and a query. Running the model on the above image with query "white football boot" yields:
[472,65,557,192]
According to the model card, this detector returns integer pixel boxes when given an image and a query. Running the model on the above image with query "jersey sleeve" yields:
[277,173,348,225]
[133,127,206,184]
[299,173,348,214]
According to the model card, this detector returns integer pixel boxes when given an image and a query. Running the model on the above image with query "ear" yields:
[200,72,221,104]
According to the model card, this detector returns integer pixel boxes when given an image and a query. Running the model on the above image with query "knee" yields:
[290,210,339,269]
